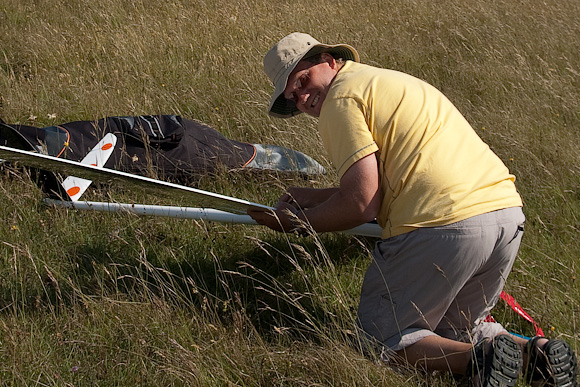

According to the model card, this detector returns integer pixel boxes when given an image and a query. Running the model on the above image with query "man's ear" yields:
[320,52,337,68]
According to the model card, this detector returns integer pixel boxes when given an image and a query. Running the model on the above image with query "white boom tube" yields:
[44,199,383,238]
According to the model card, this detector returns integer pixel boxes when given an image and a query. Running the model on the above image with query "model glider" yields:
[0,144,383,237]
[0,144,270,214]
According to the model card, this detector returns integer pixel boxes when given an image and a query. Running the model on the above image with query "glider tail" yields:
[61,133,117,201]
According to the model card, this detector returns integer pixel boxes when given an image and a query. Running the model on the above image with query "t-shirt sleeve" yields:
[319,96,379,178]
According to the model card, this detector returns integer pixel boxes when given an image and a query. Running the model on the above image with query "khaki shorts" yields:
[357,207,525,354]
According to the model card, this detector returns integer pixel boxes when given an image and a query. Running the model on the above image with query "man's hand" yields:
[247,202,304,233]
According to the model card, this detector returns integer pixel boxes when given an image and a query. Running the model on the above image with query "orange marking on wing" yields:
[67,186,81,197]
[102,143,113,151]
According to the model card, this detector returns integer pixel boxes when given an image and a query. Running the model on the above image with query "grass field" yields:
[1,0,579,385]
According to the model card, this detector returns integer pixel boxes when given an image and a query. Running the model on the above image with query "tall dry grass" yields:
[1,0,579,385]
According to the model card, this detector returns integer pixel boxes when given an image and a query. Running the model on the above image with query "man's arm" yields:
[277,187,339,209]
[248,153,381,233]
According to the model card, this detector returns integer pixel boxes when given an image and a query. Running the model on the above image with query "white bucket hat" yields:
[263,32,359,118]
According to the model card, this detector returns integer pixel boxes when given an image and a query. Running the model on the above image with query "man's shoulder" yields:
[341,61,407,77]
[339,61,382,76]
[335,62,420,92]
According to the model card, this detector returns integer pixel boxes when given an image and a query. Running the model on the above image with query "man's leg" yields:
[396,332,524,387]
[358,208,527,383]
[395,335,473,374]
[358,209,525,353]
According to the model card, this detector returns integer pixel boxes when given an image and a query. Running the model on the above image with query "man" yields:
[249,32,578,386]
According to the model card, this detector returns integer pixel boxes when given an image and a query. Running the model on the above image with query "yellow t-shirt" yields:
[319,61,522,238]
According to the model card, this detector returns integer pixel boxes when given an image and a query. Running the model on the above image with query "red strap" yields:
[500,291,544,337]
[484,291,544,337]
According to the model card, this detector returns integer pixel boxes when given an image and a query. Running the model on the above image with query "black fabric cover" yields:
[6,115,257,182]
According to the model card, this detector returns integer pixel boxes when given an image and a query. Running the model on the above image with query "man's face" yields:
[283,53,339,117]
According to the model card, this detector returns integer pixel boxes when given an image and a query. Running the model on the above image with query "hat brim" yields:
[268,44,359,118]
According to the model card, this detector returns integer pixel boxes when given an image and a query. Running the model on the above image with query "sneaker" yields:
[466,334,523,387]
[524,337,578,387]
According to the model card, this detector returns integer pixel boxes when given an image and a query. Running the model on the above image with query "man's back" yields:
[319,61,522,237]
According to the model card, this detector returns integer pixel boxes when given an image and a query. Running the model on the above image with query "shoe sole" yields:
[543,339,578,387]
[486,335,523,387]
